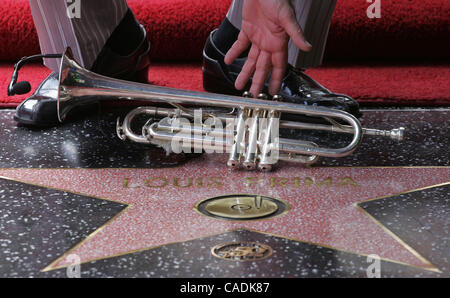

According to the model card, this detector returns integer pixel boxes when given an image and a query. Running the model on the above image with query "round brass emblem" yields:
[211,242,273,261]
[195,194,289,221]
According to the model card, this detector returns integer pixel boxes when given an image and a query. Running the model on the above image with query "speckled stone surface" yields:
[359,184,450,276]
[0,177,126,278]
[50,229,442,278]
[0,108,448,278]
[0,108,448,168]
[293,109,449,167]
[0,109,195,169]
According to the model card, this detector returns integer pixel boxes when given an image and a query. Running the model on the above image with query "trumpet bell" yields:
[58,47,89,122]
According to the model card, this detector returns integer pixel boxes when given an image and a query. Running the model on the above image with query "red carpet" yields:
[127,0,450,61]
[0,0,448,61]
[0,0,448,107]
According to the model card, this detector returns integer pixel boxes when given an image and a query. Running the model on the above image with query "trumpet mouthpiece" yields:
[391,127,406,141]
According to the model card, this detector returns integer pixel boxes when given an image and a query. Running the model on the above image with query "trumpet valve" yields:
[243,161,257,171]
[258,163,273,172]
[227,109,248,170]
[227,158,241,170]
[243,110,261,171]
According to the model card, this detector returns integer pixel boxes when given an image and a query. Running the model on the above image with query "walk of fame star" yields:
[0,155,448,273]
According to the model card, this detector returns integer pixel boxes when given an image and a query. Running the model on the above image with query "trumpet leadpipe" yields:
[279,120,405,141]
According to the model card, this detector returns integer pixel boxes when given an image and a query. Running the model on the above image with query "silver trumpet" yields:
[57,48,405,171]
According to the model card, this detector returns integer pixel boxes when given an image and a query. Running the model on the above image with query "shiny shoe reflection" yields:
[14,72,60,126]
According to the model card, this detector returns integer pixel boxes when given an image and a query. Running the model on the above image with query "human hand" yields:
[224,0,312,97]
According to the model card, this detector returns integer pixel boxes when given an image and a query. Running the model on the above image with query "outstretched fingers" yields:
[235,44,260,91]
[268,51,287,95]
[224,31,251,65]
[250,50,271,97]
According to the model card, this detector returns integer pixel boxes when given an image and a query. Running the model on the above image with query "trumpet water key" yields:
[53,48,404,171]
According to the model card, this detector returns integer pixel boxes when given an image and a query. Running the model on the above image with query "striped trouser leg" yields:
[29,0,129,72]
[226,0,337,68]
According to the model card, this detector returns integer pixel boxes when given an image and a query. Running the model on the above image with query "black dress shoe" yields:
[14,72,61,126]
[203,30,362,118]
[14,11,151,127]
